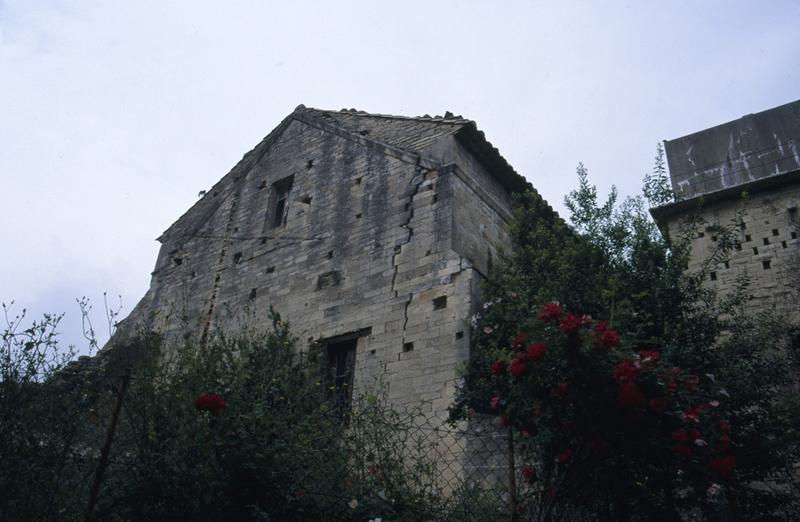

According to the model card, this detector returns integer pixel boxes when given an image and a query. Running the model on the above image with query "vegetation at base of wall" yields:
[451,151,800,520]
[1,309,491,522]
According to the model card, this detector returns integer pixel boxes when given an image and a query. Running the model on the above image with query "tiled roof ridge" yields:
[300,105,472,125]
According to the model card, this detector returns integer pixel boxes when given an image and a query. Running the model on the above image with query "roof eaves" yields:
[454,122,530,194]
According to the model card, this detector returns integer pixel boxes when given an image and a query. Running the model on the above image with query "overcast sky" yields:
[2,1,798,352]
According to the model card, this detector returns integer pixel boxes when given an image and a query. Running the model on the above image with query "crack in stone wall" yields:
[390,165,431,349]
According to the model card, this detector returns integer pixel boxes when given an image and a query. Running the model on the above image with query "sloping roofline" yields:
[159,105,531,243]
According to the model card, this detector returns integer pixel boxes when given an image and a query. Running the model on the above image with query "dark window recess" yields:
[327,338,357,412]
[327,250,334,260]
[394,245,402,254]
[355,212,362,219]
[739,222,746,230]
[772,229,780,236]
[782,241,788,248]
[190,271,196,278]
[355,177,362,185]
[261,238,267,245]
[711,235,717,242]
[432,194,438,203]
[724,261,730,269]
[266,266,275,274]
[173,257,183,266]
[789,207,798,220]
[425,250,432,256]
[710,271,717,281]
[269,175,294,229]
[358,129,369,136]
[745,234,752,242]
[258,180,267,190]
[299,195,312,204]
[762,259,772,270]
[792,231,798,239]
[306,159,314,170]
[753,247,759,255]
[697,231,705,238]
[734,243,742,251]
[249,288,257,300]
[316,270,342,290]
[433,296,448,310]
[455,331,464,340]
[763,238,770,245]
[403,342,414,352]
[233,252,243,264]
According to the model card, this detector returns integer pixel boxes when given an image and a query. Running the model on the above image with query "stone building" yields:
[651,100,800,317]
[115,105,530,420]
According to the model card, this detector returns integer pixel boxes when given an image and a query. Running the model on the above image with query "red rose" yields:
[526,342,547,360]
[194,393,226,416]
[649,397,669,413]
[673,444,692,457]
[489,395,502,411]
[522,464,537,483]
[638,350,661,366]
[708,455,736,478]
[682,404,705,423]
[617,383,645,408]
[559,314,581,334]
[512,332,529,350]
[539,302,562,321]
[594,321,620,349]
[556,382,569,396]
[557,449,573,463]
[509,353,529,378]
[490,360,507,376]
[613,358,638,384]
[671,429,690,443]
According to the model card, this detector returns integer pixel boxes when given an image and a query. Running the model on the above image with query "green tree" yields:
[452,156,800,520]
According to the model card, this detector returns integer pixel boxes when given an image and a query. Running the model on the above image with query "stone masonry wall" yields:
[115,114,514,422]
[662,182,800,318]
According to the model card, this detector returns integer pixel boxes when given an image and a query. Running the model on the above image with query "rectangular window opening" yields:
[710,271,717,281]
[763,238,770,245]
[772,229,780,236]
[762,259,772,270]
[403,342,414,352]
[752,247,759,255]
[326,338,357,413]
[433,296,448,310]
[745,234,752,242]
[268,175,294,229]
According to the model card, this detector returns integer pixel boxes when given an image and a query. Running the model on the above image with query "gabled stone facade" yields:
[114,106,531,420]
[652,100,800,318]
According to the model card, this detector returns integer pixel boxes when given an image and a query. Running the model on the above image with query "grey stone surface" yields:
[665,100,800,200]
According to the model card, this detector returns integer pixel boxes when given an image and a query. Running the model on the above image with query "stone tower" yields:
[651,100,800,318]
